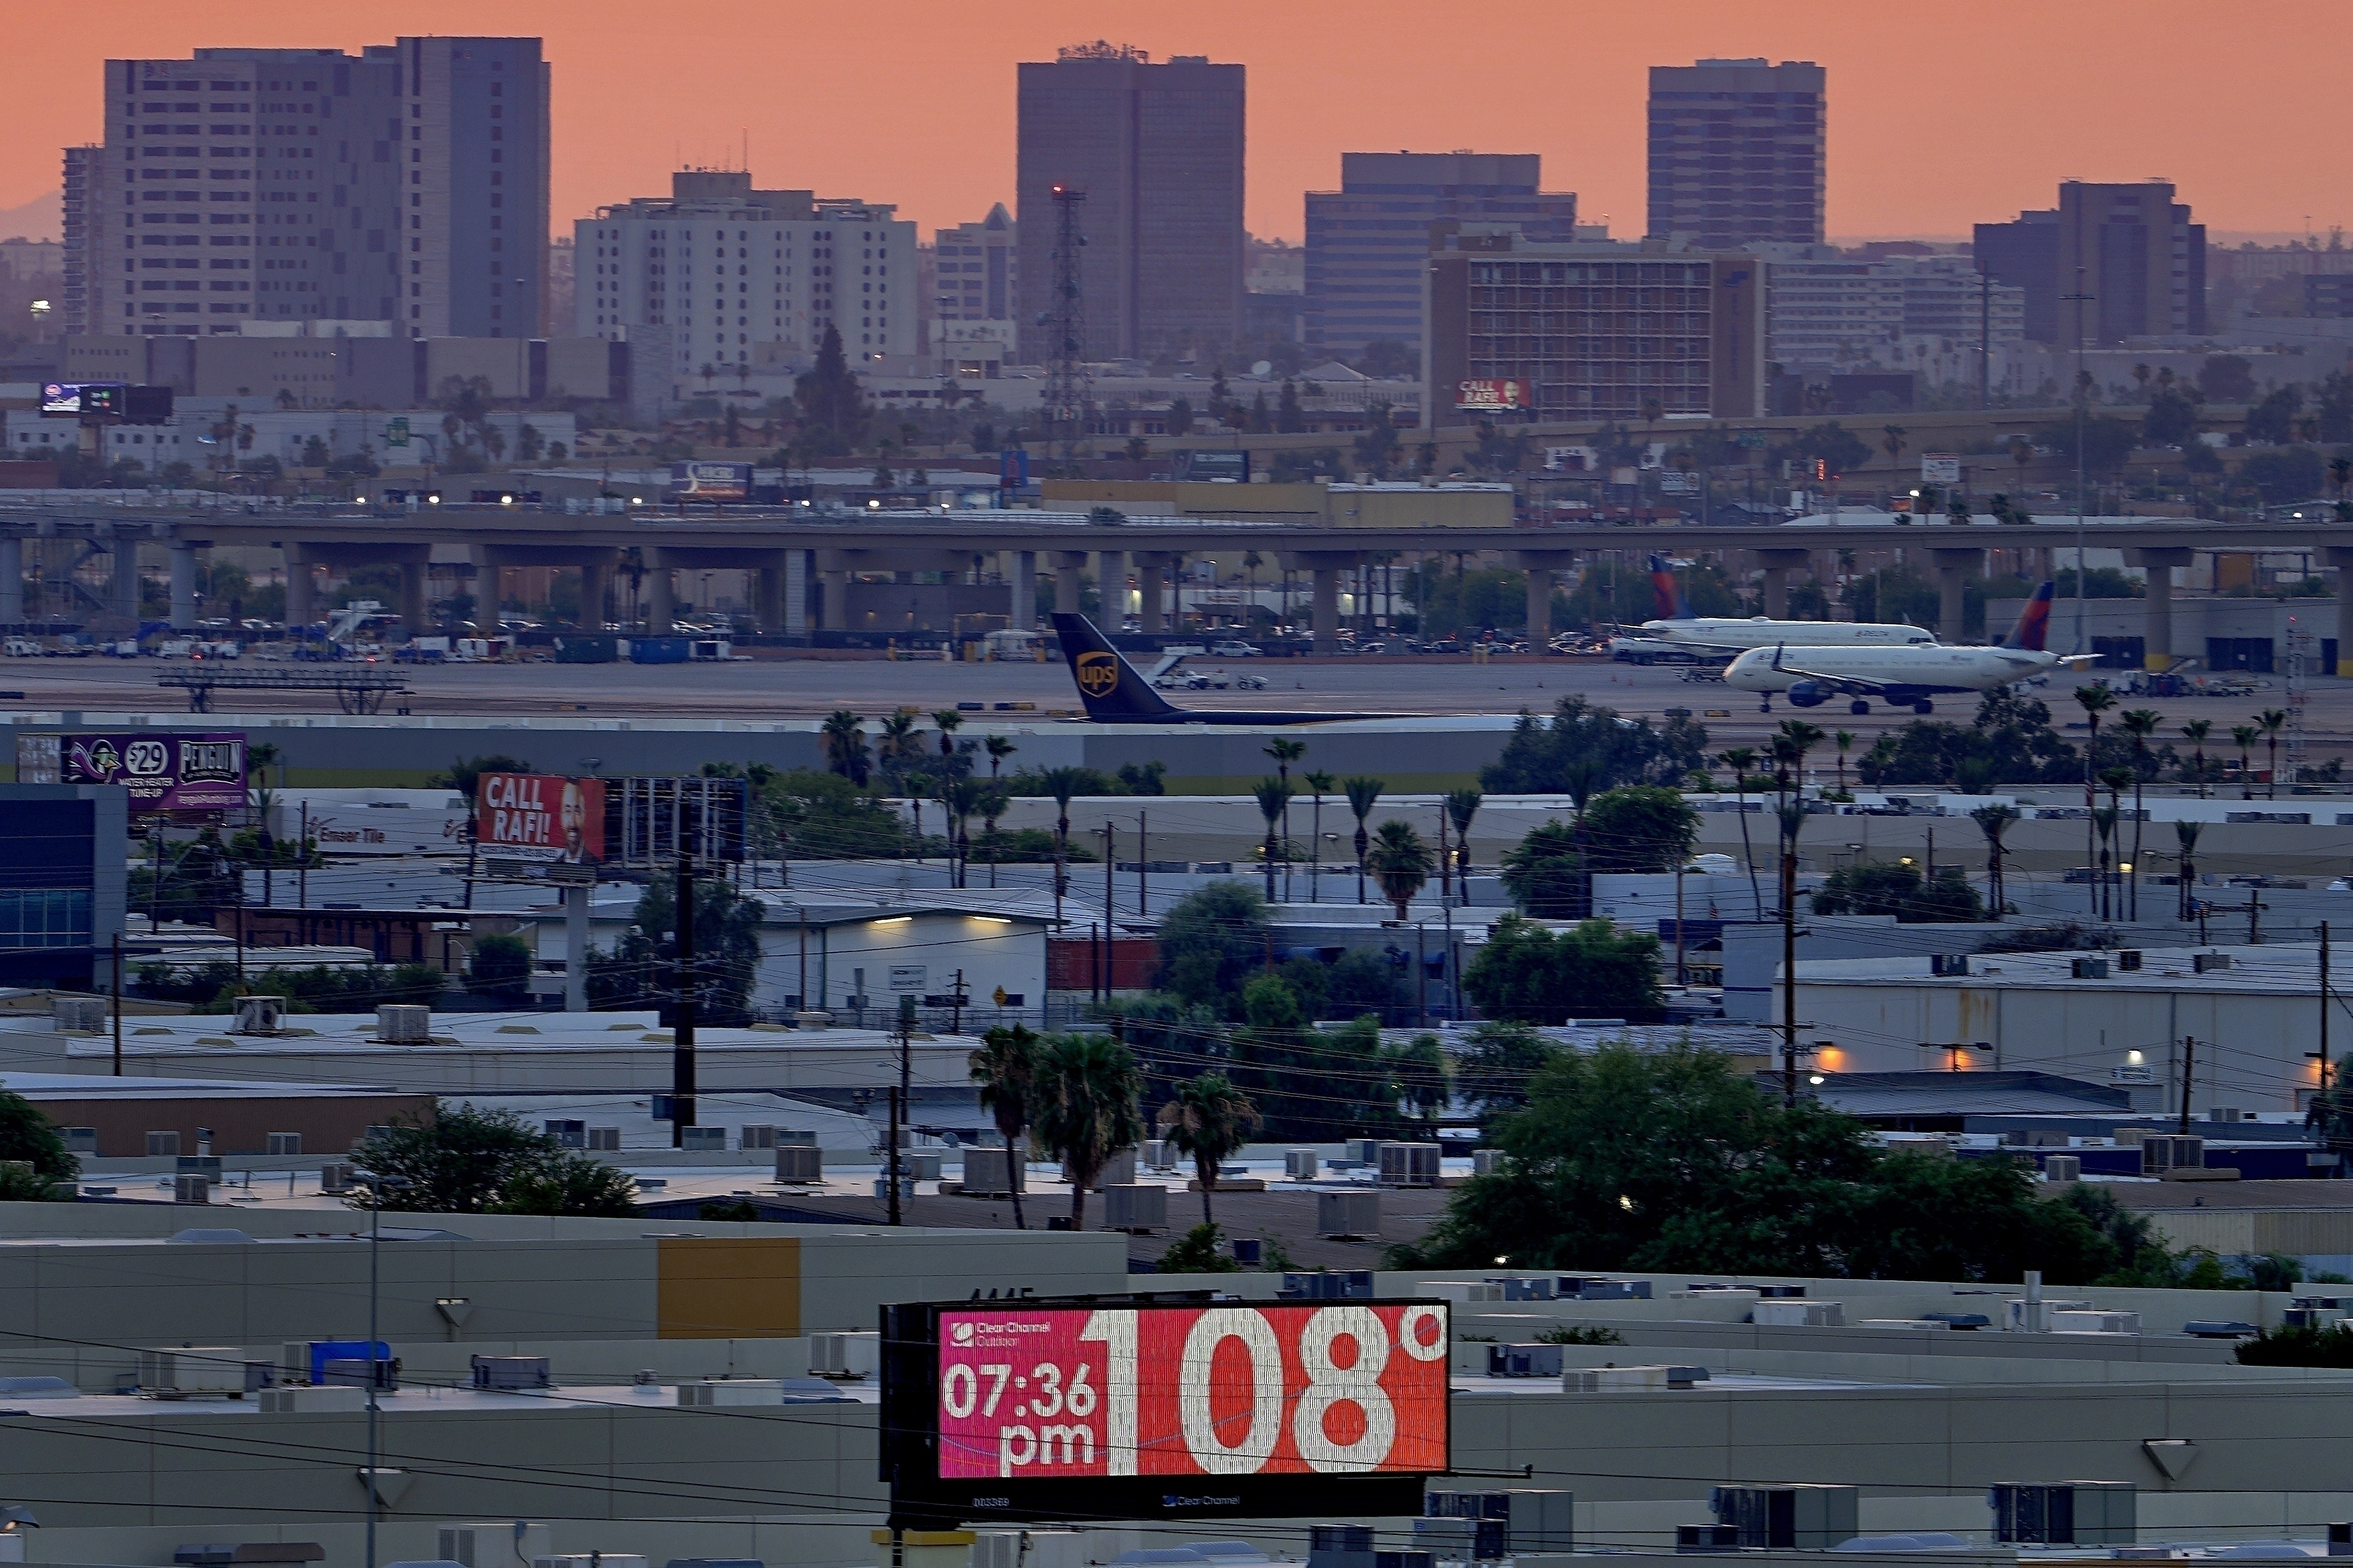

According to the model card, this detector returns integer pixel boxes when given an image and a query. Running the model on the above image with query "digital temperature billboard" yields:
[881,1297,1450,1526]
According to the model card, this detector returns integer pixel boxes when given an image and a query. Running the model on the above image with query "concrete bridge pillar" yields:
[1755,547,1813,621]
[283,545,315,629]
[399,559,429,635]
[2329,547,2353,676]
[1097,551,1126,624]
[1052,552,1088,616]
[644,549,675,633]
[1927,547,1983,642]
[0,536,20,625]
[821,568,850,632]
[169,542,199,631]
[2127,548,2194,670]
[1516,551,1576,649]
[581,553,616,632]
[784,549,809,636]
[109,536,140,622]
[1010,550,1036,631]
[756,563,784,634]
[1133,553,1168,635]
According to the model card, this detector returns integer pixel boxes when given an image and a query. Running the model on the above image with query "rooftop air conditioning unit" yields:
[2048,1310,2140,1334]
[2140,1134,2204,1176]
[2071,958,2109,979]
[1282,1270,1375,1301]
[1425,1490,1575,1558]
[2116,950,2144,972]
[1485,1276,1555,1301]
[1710,1484,1861,1549]
[319,1161,355,1193]
[1562,1365,1709,1391]
[773,1145,823,1183]
[137,1348,249,1398]
[233,995,282,1036]
[440,1525,553,1568]
[1095,1149,1138,1187]
[532,1556,647,1568]
[739,1125,779,1150]
[959,1145,1024,1197]
[1930,954,1969,976]
[1286,1149,1321,1180]
[1486,1344,1566,1379]
[586,1127,621,1151]
[375,1005,430,1043]
[1559,1276,1653,1301]
[544,1120,585,1148]
[146,1130,182,1157]
[1474,1150,1504,1176]
[470,1356,551,1391]
[1753,1299,1845,1327]
[1101,1183,1168,1233]
[809,1331,878,1380]
[1989,1481,2137,1546]
[1143,1139,1172,1169]
[266,1133,301,1155]
[676,1379,787,1407]
[2044,1155,2083,1183]
[258,1384,367,1413]
[1378,1141,1442,1187]
[1316,1189,1381,1239]
[681,1127,727,1151]
[51,996,106,1032]
[173,1174,211,1204]
[2194,953,2233,973]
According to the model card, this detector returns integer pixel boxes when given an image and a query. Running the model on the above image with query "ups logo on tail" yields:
[1075,651,1120,697]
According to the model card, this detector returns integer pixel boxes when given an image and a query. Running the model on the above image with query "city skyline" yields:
[4,0,2350,249]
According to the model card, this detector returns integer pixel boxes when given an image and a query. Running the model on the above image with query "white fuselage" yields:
[1723,643,2068,696]
[1642,617,1935,652]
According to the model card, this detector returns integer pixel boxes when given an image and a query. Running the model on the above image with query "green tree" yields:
[491,1155,640,1216]
[0,1091,78,1185]
[1499,820,1585,918]
[349,1105,634,1215]
[1811,860,1984,922]
[1343,776,1384,904]
[1157,1222,1240,1273]
[1276,380,1305,434]
[1353,401,1404,477]
[1031,1033,1145,1228]
[1580,786,1699,874]
[970,1023,1041,1231]
[820,711,870,786]
[585,876,765,1025]
[2035,414,2141,477]
[1461,914,1662,1024]
[1152,881,1272,1014]
[466,933,534,998]
[794,325,870,454]
[2144,385,2201,447]
[425,754,533,804]
[1252,778,1293,898]
[1451,1022,1560,1123]
[1365,819,1435,919]
[1160,1073,1261,1229]
[1482,696,1709,796]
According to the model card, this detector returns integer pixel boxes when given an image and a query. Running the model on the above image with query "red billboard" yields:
[475,772,605,864]
[935,1301,1449,1482]
[1456,377,1528,412]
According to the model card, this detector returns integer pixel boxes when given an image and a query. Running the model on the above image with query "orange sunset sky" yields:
[6,0,2344,245]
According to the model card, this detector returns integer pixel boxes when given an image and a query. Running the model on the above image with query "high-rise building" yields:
[1647,58,1825,250]
[1423,227,1765,426]
[577,170,917,377]
[1763,246,2025,373]
[59,146,103,336]
[1305,152,1576,359]
[1015,43,1245,362]
[1976,181,2205,345]
[932,204,1016,326]
[65,38,547,341]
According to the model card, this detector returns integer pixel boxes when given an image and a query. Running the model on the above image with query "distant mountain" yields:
[0,191,60,243]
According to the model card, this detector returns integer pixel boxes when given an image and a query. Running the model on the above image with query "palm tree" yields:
[2074,685,2117,879]
[1771,722,1825,917]
[943,778,984,889]
[2181,719,2213,799]
[1445,787,1483,902]
[877,709,921,794]
[1303,769,1336,903]
[1040,765,1089,918]
[1265,739,1306,897]
[1832,730,1854,797]
[969,1023,1040,1230]
[904,771,934,857]
[2119,708,2161,921]
[1344,776,1384,904]
[246,741,283,907]
[1971,803,2019,919]
[2231,724,2261,800]
[820,710,868,785]
[1032,1032,1145,1229]
[2175,819,2203,922]
[1717,746,1765,920]
[1160,1073,1260,1229]
[2098,766,2134,921]
[1881,424,1908,473]
[984,735,1016,782]
[932,708,965,772]
[1252,778,1293,898]
[978,784,1010,889]
[1365,819,1436,921]
[2259,707,2288,798]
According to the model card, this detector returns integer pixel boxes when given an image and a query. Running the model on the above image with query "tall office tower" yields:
[59,146,104,336]
[1646,58,1826,249]
[578,170,918,377]
[933,205,1017,325]
[65,37,546,341]
[1976,182,2205,345]
[1973,207,2061,343]
[1305,152,1576,359]
[2058,180,2205,343]
[1015,43,1245,362]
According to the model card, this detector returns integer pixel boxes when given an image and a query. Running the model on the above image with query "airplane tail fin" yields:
[1647,553,1692,620]
[1050,613,1183,721]
[2002,581,2057,651]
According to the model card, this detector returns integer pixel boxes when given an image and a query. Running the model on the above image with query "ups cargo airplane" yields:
[1051,613,1400,725]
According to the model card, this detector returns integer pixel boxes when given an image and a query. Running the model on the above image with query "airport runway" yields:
[6,649,2350,761]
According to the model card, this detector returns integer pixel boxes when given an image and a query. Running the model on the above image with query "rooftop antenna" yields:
[1045,184,1092,464]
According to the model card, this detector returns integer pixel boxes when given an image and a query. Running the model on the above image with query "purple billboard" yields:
[17,733,248,812]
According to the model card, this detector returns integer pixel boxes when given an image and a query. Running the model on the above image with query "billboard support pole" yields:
[564,882,589,1013]
[673,854,696,1147]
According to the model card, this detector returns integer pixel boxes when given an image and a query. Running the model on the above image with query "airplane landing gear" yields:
[1850,700,1871,716]
[1912,700,1934,715]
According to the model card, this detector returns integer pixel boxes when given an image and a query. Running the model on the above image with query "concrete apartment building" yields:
[931,203,1016,328]
[1015,43,1245,361]
[1765,248,2025,373]
[1423,227,1765,426]
[62,38,548,342]
[576,169,918,380]
[1976,181,2206,345]
[1305,152,1577,359]
[1647,58,1826,250]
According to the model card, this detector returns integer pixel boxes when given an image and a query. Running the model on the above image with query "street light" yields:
[345,1170,412,1568]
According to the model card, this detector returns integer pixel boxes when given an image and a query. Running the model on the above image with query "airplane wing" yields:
[2053,653,2104,668]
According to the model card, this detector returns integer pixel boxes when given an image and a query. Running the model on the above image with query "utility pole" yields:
[1137,810,1148,916]
[1100,822,1115,929]
[1782,845,1801,1107]
[671,853,696,1148]
[2318,922,2333,1097]
[110,932,123,1076]
[1977,263,1993,412]
[2179,1035,2197,1133]
[2062,271,2095,655]
[889,994,914,1226]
